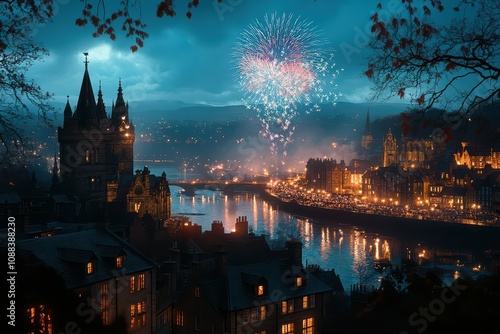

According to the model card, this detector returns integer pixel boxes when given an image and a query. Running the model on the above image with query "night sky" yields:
[29,0,412,108]
[30,0,472,113]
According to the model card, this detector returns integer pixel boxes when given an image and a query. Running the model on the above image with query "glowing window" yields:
[257,285,264,296]
[86,261,94,274]
[296,276,303,287]
[116,255,124,268]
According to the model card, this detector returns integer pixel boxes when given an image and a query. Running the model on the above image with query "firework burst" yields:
[234,13,340,155]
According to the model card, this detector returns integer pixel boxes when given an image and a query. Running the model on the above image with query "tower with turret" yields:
[383,128,397,167]
[57,54,135,193]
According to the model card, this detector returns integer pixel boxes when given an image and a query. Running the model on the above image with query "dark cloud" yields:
[27,0,438,108]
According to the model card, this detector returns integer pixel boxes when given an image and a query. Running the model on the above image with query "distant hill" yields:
[129,101,409,122]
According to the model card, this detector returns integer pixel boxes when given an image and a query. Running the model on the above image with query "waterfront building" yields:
[306,158,352,194]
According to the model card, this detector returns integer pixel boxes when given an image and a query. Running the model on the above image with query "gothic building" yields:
[57,55,171,222]
[383,128,397,167]
[58,55,134,193]
[361,109,373,150]
[398,137,435,169]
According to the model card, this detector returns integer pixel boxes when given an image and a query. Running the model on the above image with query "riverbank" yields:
[260,190,500,250]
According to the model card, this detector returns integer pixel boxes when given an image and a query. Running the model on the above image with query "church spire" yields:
[115,78,125,108]
[74,52,98,125]
[111,78,130,125]
[64,95,72,118]
[363,109,371,136]
[96,80,107,120]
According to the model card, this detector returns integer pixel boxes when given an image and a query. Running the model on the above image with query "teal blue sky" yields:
[29,0,459,109]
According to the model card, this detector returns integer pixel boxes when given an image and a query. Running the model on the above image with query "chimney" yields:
[286,239,303,267]
[211,220,224,234]
[234,216,249,235]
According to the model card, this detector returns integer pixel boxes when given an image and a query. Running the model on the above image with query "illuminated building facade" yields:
[383,128,397,167]
[454,142,500,170]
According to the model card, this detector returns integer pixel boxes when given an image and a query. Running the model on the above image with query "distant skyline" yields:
[30,1,457,110]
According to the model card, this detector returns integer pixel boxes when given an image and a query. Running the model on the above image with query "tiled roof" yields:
[203,259,334,311]
[17,228,154,289]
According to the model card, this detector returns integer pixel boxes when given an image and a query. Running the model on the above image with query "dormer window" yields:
[257,285,264,296]
[86,261,94,274]
[296,276,303,287]
[116,255,124,268]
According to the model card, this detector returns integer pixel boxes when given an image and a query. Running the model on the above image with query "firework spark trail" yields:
[234,13,340,156]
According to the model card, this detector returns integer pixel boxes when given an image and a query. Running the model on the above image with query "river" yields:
[143,163,495,290]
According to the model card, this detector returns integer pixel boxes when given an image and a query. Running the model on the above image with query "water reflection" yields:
[171,188,486,288]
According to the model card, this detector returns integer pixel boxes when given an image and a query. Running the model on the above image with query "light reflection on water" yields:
[172,188,403,288]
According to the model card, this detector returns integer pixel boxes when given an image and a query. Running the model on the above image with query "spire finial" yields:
[83,52,89,70]
[66,95,69,102]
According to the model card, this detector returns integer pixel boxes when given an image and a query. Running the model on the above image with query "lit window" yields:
[131,301,146,330]
[257,285,264,296]
[175,310,184,327]
[281,300,294,314]
[86,261,94,274]
[282,322,294,334]
[116,255,124,268]
[296,276,303,287]
[259,306,266,320]
[26,305,53,334]
[130,276,135,293]
[302,296,308,309]
[100,283,109,325]
[302,317,314,334]
[138,274,145,290]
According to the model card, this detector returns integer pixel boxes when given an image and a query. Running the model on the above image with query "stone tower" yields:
[57,54,135,193]
[361,109,373,150]
[383,128,397,167]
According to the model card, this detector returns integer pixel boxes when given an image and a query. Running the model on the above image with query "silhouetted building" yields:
[14,228,156,333]
[57,55,135,194]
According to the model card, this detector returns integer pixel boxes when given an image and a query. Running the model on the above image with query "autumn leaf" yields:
[365,68,374,79]
[445,62,457,71]
[416,94,425,105]
[398,88,405,99]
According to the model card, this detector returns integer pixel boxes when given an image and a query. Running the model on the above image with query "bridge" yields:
[168,180,268,196]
